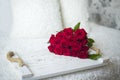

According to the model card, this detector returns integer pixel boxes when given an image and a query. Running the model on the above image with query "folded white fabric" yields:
[10,0,63,38]
[60,0,90,32]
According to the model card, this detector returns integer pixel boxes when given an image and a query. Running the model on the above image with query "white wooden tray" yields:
[7,51,109,80]
[5,39,109,80]
[23,57,109,80]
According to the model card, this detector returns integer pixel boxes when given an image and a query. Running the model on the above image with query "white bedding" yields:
[0,0,63,38]
[0,0,120,80]
[60,0,90,32]
[0,23,120,80]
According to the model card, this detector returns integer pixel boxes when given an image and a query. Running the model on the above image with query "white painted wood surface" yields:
[23,58,109,80]
[7,52,33,78]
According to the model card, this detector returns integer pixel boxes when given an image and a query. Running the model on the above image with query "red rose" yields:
[71,42,81,51]
[54,37,61,44]
[63,28,73,36]
[61,39,69,48]
[62,48,71,56]
[72,47,80,52]
[48,45,54,52]
[54,45,62,55]
[75,29,87,40]
[56,31,64,39]
[78,51,89,59]
[81,39,88,45]
[49,34,55,44]
[67,35,76,42]
[71,51,78,57]
[48,25,91,59]
[81,46,89,52]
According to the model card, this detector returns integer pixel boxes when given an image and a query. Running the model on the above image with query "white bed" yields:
[0,0,120,80]
[0,23,120,80]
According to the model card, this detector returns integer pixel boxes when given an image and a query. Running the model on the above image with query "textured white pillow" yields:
[60,0,90,32]
[10,0,63,38]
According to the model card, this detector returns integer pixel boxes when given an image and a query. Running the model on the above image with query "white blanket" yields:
[0,23,120,80]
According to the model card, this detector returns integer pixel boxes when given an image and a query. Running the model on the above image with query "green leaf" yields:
[87,38,95,47]
[89,53,101,60]
[73,22,80,31]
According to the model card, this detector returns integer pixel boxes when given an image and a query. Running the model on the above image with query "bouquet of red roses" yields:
[48,23,101,60]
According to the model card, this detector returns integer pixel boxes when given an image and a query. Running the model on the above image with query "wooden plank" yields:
[6,52,33,78]
[23,57,109,80]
